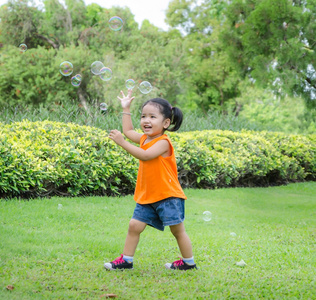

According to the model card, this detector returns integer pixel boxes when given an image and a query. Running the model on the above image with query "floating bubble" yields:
[19,43,27,52]
[91,61,105,75]
[71,74,82,87]
[125,79,135,89]
[58,204,63,210]
[139,81,152,94]
[230,232,237,237]
[109,16,123,31]
[202,211,212,222]
[60,61,73,76]
[100,103,108,112]
[99,67,112,81]
[75,74,82,81]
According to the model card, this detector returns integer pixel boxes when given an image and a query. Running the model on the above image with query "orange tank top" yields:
[134,134,187,204]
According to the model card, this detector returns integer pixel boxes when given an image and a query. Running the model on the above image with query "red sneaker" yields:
[165,259,197,270]
[104,255,133,270]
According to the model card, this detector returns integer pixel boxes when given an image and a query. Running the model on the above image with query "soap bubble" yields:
[202,211,212,222]
[58,204,63,210]
[230,232,237,237]
[139,81,152,94]
[71,74,82,87]
[99,67,112,81]
[100,103,108,112]
[109,16,123,31]
[91,61,104,75]
[19,43,27,52]
[125,79,135,89]
[60,61,73,76]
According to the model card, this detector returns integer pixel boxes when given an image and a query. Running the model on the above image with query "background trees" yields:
[221,0,316,107]
[0,0,315,132]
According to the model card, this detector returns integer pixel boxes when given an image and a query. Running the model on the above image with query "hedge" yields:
[0,120,315,198]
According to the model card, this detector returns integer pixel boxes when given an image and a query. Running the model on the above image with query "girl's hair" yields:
[142,98,183,132]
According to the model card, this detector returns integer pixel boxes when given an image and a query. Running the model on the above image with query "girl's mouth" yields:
[143,125,152,130]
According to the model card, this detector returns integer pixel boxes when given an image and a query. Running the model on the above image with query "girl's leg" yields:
[123,218,147,256]
[169,222,193,258]
[104,219,147,270]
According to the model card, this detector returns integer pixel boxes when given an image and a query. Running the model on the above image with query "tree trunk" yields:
[36,34,59,49]
[77,87,91,115]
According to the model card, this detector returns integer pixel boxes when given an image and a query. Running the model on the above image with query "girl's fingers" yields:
[117,90,134,102]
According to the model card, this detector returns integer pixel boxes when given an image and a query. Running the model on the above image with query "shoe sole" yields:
[104,264,133,271]
[164,263,198,270]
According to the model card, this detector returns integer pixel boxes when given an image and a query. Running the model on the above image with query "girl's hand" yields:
[109,129,125,146]
[117,89,135,109]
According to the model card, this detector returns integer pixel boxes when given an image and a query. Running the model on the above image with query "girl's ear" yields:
[163,118,171,129]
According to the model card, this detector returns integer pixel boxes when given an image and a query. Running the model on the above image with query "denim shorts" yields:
[132,197,185,231]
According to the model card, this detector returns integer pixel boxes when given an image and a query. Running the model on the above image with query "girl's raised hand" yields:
[117,89,135,109]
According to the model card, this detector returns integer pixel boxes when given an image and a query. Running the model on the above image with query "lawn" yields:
[1,182,315,299]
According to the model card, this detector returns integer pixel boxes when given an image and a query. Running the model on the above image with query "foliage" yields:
[0,101,281,133]
[0,46,62,106]
[0,120,315,198]
[0,0,315,127]
[0,120,138,198]
[0,0,44,48]
[166,0,241,112]
[1,96,315,135]
[174,129,315,188]
[1,183,316,299]
[235,81,316,134]
[221,0,316,109]
[0,0,185,110]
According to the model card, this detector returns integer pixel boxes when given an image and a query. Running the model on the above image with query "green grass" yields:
[1,182,316,299]
[0,101,284,133]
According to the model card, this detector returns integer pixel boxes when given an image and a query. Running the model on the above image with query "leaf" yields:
[100,294,117,298]
[236,259,247,267]
[6,285,14,290]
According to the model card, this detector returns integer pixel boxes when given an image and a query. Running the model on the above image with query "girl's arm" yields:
[109,129,169,161]
[118,90,142,144]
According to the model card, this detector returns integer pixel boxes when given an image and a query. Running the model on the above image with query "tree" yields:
[0,0,46,48]
[0,0,187,110]
[166,0,241,112]
[221,0,316,111]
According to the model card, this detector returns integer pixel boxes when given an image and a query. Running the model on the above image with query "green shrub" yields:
[0,120,315,198]
[173,130,315,188]
[0,120,138,198]
[235,83,316,135]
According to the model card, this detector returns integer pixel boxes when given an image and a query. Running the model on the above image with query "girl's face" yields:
[141,104,170,139]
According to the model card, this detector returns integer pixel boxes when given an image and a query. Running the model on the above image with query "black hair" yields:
[142,98,183,132]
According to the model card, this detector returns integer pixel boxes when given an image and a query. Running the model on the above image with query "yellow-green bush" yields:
[0,120,315,198]
[172,130,315,188]
[0,120,138,198]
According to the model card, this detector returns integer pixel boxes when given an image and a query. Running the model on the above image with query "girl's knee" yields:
[128,219,146,234]
[170,222,185,237]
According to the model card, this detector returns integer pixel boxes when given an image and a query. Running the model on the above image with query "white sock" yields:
[183,256,195,265]
[123,255,133,263]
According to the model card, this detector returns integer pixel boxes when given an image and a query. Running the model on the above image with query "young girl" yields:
[105,89,197,271]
